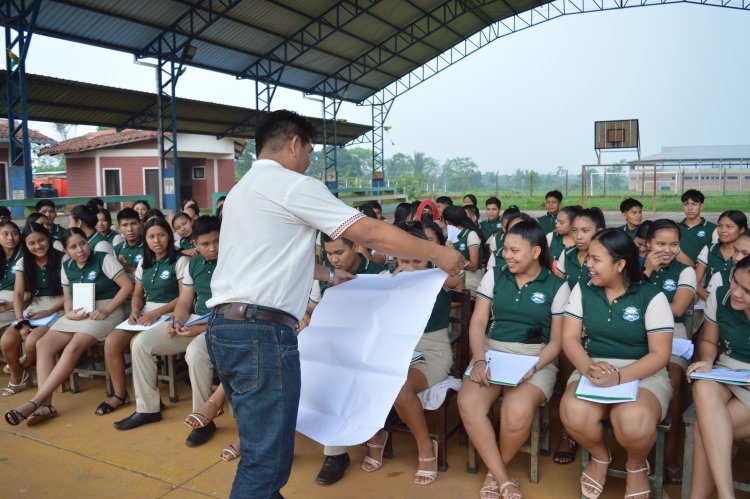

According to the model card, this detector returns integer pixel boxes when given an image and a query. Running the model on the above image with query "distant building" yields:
[40,129,245,209]
[0,119,56,200]
[628,145,750,193]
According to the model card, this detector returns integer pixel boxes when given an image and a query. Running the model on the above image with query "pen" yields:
[485,358,491,383]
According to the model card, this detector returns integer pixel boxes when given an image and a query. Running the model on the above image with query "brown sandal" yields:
[27,404,58,426]
[4,400,38,425]
[184,397,224,429]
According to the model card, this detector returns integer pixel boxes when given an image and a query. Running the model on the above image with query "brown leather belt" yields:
[214,302,298,329]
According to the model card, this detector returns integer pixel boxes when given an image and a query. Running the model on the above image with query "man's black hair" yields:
[255,110,317,155]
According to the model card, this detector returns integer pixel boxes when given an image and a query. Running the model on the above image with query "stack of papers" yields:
[462,350,539,387]
[411,351,424,364]
[575,376,640,404]
[115,315,170,332]
[28,312,60,327]
[672,338,694,360]
[689,369,750,386]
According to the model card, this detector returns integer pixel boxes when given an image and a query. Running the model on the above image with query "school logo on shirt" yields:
[697,230,706,238]
[622,306,641,322]
[9,267,14,274]
[662,279,677,292]
[86,271,97,281]
[159,270,171,280]
[459,243,466,251]
[530,292,546,304]
[496,222,502,229]
[134,254,143,263]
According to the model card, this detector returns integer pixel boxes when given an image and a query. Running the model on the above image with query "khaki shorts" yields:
[481,338,558,401]
[52,299,126,341]
[714,354,750,411]
[411,328,453,387]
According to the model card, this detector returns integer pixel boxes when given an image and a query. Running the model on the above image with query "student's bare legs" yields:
[609,389,662,498]
[690,379,750,499]
[560,383,610,496]
[1,327,24,384]
[499,383,546,464]
[458,378,513,495]
[392,367,432,483]
[554,351,577,464]
[104,330,135,407]
[665,363,684,481]
[186,384,226,428]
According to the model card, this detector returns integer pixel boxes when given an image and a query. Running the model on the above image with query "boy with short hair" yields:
[435,196,453,219]
[678,189,718,265]
[537,190,563,234]
[114,208,144,278]
[618,197,643,239]
[480,197,503,239]
[36,199,64,239]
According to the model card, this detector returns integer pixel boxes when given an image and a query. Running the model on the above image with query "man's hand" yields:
[332,268,356,286]
[432,246,466,277]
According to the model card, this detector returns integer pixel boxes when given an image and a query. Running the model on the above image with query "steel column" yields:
[370,94,393,188]
[322,94,342,192]
[157,50,181,212]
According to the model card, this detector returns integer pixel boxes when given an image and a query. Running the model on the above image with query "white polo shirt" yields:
[207,159,365,319]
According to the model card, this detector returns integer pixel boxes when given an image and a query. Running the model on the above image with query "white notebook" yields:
[72,283,96,313]
[575,376,639,404]
[463,350,539,387]
[115,315,170,332]
[689,368,750,386]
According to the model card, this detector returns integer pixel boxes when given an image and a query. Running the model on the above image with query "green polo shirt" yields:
[102,231,118,245]
[136,256,186,303]
[537,214,557,235]
[618,224,638,240]
[88,230,113,255]
[0,247,22,291]
[184,255,216,315]
[478,265,568,343]
[424,287,452,333]
[62,251,122,300]
[565,281,674,360]
[549,232,567,262]
[50,223,64,241]
[647,261,696,323]
[115,239,144,270]
[706,286,750,364]
[559,247,588,289]
[678,218,716,263]
[453,228,483,262]
[179,238,195,251]
[480,219,503,240]
[491,232,506,269]
[698,243,733,288]
[16,250,64,297]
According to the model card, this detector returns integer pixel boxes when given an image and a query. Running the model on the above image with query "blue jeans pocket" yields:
[209,337,259,395]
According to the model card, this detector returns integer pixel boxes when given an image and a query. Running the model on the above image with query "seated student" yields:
[633,220,653,266]
[143,208,165,223]
[0,206,10,223]
[0,224,64,397]
[678,189,718,265]
[618,198,643,240]
[181,197,198,212]
[215,195,226,214]
[464,204,480,225]
[393,202,415,225]
[641,219,697,484]
[479,196,503,240]
[185,383,240,462]
[685,254,750,499]
[25,213,64,253]
[361,222,463,487]
[369,200,384,221]
[435,196,453,235]
[69,204,115,257]
[560,228,674,499]
[3,228,132,425]
[304,234,387,486]
[132,199,151,224]
[35,199,64,240]
[537,190,563,235]
[487,206,521,261]
[94,208,124,248]
[443,205,485,295]
[556,208,606,289]
[87,197,105,211]
[696,210,748,302]
[184,204,200,221]
[463,193,477,206]
[706,229,750,295]
[215,204,223,222]
[548,205,582,266]
[101,218,188,423]
[487,212,535,271]
[113,208,144,278]
[0,222,23,395]
[172,212,199,258]
[459,221,570,499]
[129,216,219,446]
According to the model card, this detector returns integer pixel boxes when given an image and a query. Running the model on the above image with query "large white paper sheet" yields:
[115,315,170,332]
[296,268,447,446]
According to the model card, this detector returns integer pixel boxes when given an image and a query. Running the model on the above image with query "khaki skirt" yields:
[52,299,126,341]
[0,289,16,328]
[411,328,453,387]
[669,322,690,370]
[567,357,673,420]
[464,269,483,297]
[481,338,558,401]
[713,354,750,411]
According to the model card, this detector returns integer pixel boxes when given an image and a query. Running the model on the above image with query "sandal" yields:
[581,451,612,499]
[361,429,389,472]
[27,404,58,426]
[664,465,682,484]
[184,397,224,429]
[624,460,651,499]
[480,472,501,499]
[1,370,30,397]
[413,439,438,485]
[498,478,522,499]
[3,355,27,374]
[94,393,130,415]
[220,443,238,462]
[553,434,578,464]
[4,400,38,425]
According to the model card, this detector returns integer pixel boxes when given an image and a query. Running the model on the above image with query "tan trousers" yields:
[131,316,213,413]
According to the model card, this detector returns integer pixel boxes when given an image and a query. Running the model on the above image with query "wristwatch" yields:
[327,269,335,285]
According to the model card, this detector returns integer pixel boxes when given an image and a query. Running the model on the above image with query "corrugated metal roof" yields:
[10,0,557,103]
[0,71,370,146]
[642,145,750,162]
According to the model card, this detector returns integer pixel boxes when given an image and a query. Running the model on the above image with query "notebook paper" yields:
[575,376,639,404]
[72,283,96,313]
[463,350,539,387]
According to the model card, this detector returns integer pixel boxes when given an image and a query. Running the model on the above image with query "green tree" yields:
[441,157,481,192]
[234,139,256,180]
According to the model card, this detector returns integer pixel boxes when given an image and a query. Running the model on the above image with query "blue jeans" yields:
[206,312,300,499]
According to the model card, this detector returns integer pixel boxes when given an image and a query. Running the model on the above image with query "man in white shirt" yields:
[206,110,464,499]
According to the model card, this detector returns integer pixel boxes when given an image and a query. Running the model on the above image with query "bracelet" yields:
[327,269,335,285]
[14,319,30,331]
[614,367,621,385]
[473,360,487,368]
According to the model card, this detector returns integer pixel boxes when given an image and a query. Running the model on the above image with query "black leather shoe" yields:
[113,411,161,430]
[315,453,350,485]
[185,421,216,447]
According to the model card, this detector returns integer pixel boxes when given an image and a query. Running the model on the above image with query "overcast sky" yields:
[16,3,750,174]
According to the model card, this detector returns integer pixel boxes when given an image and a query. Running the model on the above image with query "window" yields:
[192,166,206,180]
